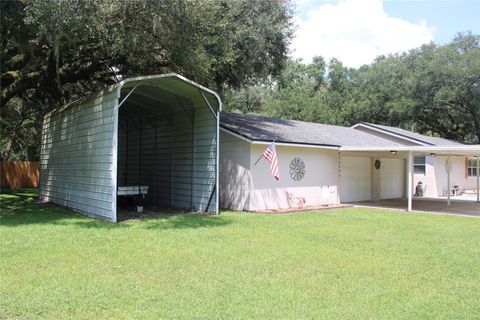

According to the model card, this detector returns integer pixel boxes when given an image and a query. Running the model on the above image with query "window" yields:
[414,156,426,175]
[467,158,479,178]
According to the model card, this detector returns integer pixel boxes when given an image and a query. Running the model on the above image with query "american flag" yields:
[262,142,279,180]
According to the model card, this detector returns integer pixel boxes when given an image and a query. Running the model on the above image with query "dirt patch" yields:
[250,204,352,214]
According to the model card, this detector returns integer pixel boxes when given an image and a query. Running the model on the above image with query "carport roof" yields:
[115,73,221,114]
[46,73,222,118]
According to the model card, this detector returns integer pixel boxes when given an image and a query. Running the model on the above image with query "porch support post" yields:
[407,151,413,212]
[476,155,479,203]
[447,155,451,206]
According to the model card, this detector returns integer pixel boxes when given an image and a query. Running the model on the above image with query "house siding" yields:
[219,131,251,211]
[414,155,479,197]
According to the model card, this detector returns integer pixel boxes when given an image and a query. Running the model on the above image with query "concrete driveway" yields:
[350,198,480,217]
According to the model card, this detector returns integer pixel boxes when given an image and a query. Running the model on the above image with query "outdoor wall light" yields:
[430,153,436,157]
[390,151,397,155]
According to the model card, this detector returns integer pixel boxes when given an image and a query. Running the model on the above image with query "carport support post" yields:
[407,151,413,212]
[447,155,451,206]
[476,156,479,203]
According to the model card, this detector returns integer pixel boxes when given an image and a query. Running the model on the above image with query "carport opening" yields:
[115,80,218,219]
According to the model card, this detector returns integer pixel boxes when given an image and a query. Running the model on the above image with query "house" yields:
[39,74,479,222]
[219,112,480,211]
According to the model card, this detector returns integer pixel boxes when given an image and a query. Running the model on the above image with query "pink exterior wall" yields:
[414,155,478,197]
[249,144,339,210]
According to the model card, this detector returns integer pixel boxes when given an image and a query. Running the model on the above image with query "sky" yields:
[290,0,480,68]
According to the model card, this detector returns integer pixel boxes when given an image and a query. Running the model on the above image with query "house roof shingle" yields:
[357,122,465,146]
[220,112,464,148]
[220,112,408,147]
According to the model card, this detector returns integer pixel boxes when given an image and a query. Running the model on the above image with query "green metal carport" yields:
[40,74,221,222]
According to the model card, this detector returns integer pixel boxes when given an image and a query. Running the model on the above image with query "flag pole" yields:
[254,139,276,166]
[254,154,263,166]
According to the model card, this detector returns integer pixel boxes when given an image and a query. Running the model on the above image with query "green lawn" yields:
[1,190,479,319]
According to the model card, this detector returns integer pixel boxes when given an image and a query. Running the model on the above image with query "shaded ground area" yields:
[1,189,480,319]
[0,189,230,229]
[350,198,480,217]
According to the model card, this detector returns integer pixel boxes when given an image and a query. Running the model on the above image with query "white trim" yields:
[253,141,339,150]
[352,123,427,146]
[466,157,480,178]
[340,146,480,154]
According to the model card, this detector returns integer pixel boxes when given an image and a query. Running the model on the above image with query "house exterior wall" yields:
[39,89,118,221]
[249,144,339,210]
[219,132,251,211]
[413,156,478,197]
[413,155,437,197]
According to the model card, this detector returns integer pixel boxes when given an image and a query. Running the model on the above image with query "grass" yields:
[1,189,479,319]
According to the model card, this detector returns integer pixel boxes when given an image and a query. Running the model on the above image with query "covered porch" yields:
[339,146,480,213]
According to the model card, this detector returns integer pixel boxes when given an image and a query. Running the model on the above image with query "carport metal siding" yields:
[39,89,118,221]
[192,104,218,212]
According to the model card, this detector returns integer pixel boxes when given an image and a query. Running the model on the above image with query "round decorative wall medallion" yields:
[289,157,306,181]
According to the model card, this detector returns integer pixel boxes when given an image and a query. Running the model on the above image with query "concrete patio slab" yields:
[350,198,480,217]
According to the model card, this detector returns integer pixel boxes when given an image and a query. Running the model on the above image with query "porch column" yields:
[407,151,413,212]
[447,155,451,206]
[477,156,479,203]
